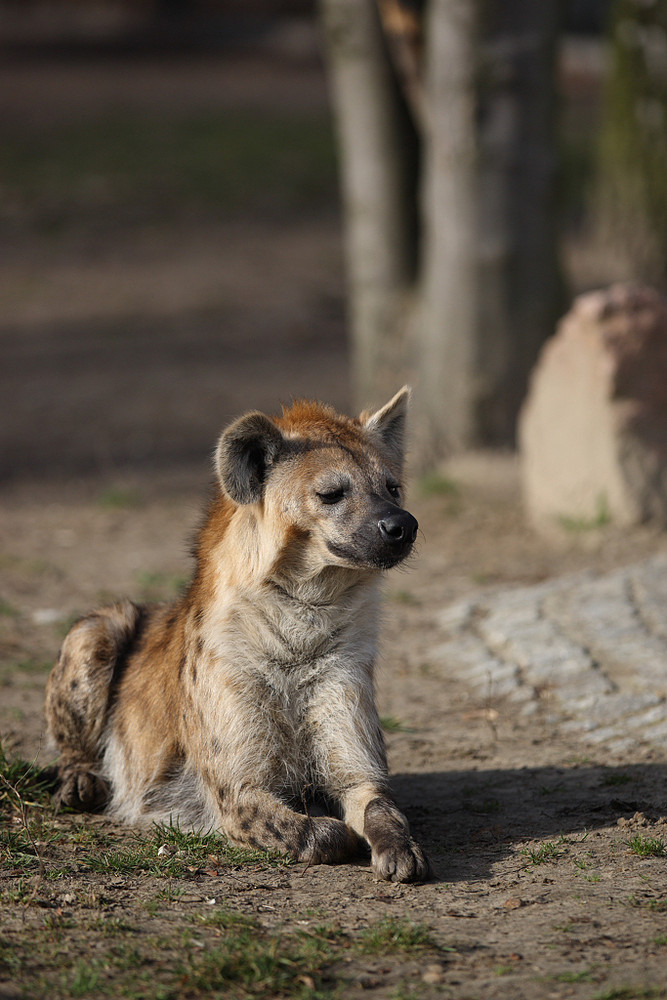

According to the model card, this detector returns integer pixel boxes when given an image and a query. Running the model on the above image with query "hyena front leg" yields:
[342,783,431,883]
[312,684,431,883]
[45,601,141,811]
[206,782,360,864]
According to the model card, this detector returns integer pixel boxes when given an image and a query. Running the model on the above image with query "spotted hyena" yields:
[45,388,430,882]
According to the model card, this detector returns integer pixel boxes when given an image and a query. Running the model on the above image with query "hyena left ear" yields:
[360,385,411,470]
[215,412,285,504]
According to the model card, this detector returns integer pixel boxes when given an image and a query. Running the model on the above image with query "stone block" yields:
[519,284,667,528]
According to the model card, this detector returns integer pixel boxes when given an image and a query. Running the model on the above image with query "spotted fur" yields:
[45,388,430,882]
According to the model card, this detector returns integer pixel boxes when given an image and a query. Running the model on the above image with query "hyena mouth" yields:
[326,538,415,571]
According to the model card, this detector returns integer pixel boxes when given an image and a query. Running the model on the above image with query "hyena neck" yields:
[269,564,377,609]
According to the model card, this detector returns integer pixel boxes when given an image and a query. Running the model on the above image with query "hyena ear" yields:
[360,386,411,470]
[215,412,285,504]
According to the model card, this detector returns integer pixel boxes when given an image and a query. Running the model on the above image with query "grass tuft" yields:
[356,917,444,955]
[626,834,666,858]
[521,841,562,865]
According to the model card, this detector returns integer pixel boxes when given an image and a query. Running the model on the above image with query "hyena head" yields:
[214,387,418,575]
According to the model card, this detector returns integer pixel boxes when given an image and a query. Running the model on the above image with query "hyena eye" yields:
[317,488,346,505]
[387,482,401,500]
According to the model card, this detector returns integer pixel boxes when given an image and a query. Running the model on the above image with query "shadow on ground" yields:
[394,763,667,881]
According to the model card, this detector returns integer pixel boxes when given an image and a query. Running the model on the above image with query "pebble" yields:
[421,963,445,984]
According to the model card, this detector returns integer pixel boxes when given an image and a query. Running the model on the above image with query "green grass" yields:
[133,570,188,600]
[627,895,667,912]
[380,715,415,734]
[81,819,291,877]
[177,919,342,998]
[557,494,611,532]
[602,772,633,787]
[356,917,445,956]
[0,741,56,813]
[626,834,665,858]
[388,589,421,606]
[521,841,563,865]
[1,110,337,237]
[417,472,460,499]
[554,968,595,983]
[98,487,143,510]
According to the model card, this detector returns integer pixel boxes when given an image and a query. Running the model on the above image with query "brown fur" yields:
[45,389,430,882]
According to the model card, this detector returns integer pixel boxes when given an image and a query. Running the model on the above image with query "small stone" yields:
[503,897,523,910]
[32,608,65,625]
[422,963,445,984]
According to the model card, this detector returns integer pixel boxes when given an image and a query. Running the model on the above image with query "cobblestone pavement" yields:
[432,554,667,752]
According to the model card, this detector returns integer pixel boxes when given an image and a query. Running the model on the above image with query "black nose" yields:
[378,511,418,546]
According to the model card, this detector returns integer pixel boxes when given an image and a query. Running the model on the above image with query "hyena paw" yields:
[56,767,108,812]
[372,837,431,883]
[298,816,360,865]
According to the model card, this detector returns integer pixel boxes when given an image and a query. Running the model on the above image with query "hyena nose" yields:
[378,511,419,546]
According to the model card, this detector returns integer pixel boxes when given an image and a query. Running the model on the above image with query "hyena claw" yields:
[371,838,432,883]
[56,765,109,812]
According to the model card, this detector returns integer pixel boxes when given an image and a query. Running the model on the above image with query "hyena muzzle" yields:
[45,387,430,883]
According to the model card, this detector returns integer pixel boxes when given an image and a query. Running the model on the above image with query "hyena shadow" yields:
[392,761,667,882]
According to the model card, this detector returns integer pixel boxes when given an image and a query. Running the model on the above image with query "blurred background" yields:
[1,0,665,487]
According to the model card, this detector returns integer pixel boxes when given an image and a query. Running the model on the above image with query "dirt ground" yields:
[3,455,667,1000]
[2,40,667,1000]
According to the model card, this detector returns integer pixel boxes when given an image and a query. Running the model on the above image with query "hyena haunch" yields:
[45,387,430,882]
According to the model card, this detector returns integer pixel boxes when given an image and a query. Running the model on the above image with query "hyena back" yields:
[45,388,430,882]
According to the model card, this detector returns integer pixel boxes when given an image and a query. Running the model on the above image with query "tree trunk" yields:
[416,0,478,461]
[319,0,419,411]
[321,0,561,463]
[595,0,667,286]
[476,0,562,443]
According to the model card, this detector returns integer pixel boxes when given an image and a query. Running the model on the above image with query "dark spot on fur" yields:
[211,738,222,755]
[265,821,284,843]
[191,662,197,685]
[218,786,225,804]
[69,708,84,732]
[178,654,186,680]
[196,636,204,654]
[240,819,251,833]
[70,679,78,691]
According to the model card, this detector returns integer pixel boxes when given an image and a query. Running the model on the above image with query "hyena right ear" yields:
[360,386,411,471]
[215,412,285,504]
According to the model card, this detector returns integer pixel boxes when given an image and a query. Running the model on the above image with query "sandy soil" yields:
[2,454,667,999]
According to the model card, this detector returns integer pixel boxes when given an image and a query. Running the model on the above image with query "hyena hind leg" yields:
[45,600,142,812]
[211,784,361,864]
